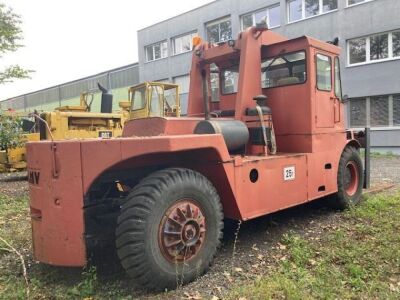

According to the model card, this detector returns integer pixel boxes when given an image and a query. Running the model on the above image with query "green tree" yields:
[0,113,23,162]
[0,2,33,84]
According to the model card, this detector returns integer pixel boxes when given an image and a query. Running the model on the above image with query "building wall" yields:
[137,0,400,152]
[1,64,139,113]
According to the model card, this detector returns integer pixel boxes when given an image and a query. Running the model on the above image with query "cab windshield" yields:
[261,51,306,88]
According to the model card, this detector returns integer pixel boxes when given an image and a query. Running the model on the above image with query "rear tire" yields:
[331,146,364,210]
[115,168,223,291]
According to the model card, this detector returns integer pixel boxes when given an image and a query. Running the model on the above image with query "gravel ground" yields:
[0,155,399,299]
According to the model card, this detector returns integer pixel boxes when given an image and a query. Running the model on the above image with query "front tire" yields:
[331,146,364,209]
[115,168,223,291]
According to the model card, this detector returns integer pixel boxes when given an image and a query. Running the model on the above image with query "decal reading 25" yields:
[283,166,295,181]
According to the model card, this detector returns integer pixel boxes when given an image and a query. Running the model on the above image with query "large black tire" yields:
[331,146,364,210]
[115,168,223,291]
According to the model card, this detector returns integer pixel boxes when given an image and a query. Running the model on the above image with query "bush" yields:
[0,113,24,158]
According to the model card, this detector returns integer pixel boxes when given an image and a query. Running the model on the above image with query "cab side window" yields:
[132,87,146,110]
[316,54,332,91]
[334,57,342,98]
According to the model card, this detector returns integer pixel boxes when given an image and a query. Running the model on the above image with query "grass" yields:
[0,194,131,299]
[228,191,400,299]
[360,149,399,158]
[1,191,400,299]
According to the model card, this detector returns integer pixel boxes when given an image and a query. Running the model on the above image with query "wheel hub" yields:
[344,161,359,196]
[159,200,206,262]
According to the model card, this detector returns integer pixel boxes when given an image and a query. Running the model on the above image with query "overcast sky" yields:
[0,0,214,100]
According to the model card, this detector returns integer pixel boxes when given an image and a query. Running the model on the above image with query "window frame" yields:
[172,31,198,56]
[316,53,332,92]
[287,0,338,24]
[346,0,374,8]
[240,4,281,31]
[261,50,308,90]
[145,41,168,62]
[205,16,232,44]
[347,30,400,67]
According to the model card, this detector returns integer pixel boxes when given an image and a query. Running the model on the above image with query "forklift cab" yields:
[129,82,181,119]
[189,33,344,154]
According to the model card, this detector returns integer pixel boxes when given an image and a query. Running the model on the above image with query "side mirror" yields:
[342,94,349,103]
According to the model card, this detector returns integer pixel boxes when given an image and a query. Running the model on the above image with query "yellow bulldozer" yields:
[0,82,180,172]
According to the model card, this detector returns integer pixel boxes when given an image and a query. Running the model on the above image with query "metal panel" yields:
[26,87,59,108]
[110,65,139,89]
[60,81,87,100]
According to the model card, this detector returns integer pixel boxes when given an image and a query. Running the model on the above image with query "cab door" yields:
[315,51,334,128]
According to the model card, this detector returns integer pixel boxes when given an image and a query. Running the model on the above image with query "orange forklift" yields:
[26,23,369,291]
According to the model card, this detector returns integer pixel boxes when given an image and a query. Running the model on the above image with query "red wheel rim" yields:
[158,199,206,263]
[344,161,359,196]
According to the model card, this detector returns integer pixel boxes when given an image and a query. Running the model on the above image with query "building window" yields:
[145,41,168,62]
[172,32,197,55]
[241,4,281,30]
[394,94,400,126]
[370,95,389,127]
[348,30,400,66]
[370,33,388,60]
[173,75,190,114]
[316,54,332,91]
[206,17,232,44]
[350,95,400,128]
[349,98,367,127]
[393,31,400,57]
[347,0,373,7]
[287,0,337,23]
[349,38,366,64]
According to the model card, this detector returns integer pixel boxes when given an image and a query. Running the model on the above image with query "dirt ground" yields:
[0,155,399,299]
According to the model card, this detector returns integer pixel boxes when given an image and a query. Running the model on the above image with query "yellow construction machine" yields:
[1,82,180,172]
[37,84,128,140]
[38,82,180,140]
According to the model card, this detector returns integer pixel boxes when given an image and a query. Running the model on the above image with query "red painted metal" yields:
[345,161,359,196]
[26,27,361,267]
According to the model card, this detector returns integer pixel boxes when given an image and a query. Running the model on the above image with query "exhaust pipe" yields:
[98,83,113,113]
[201,69,210,120]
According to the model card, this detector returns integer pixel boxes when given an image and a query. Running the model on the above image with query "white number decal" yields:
[283,166,295,181]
